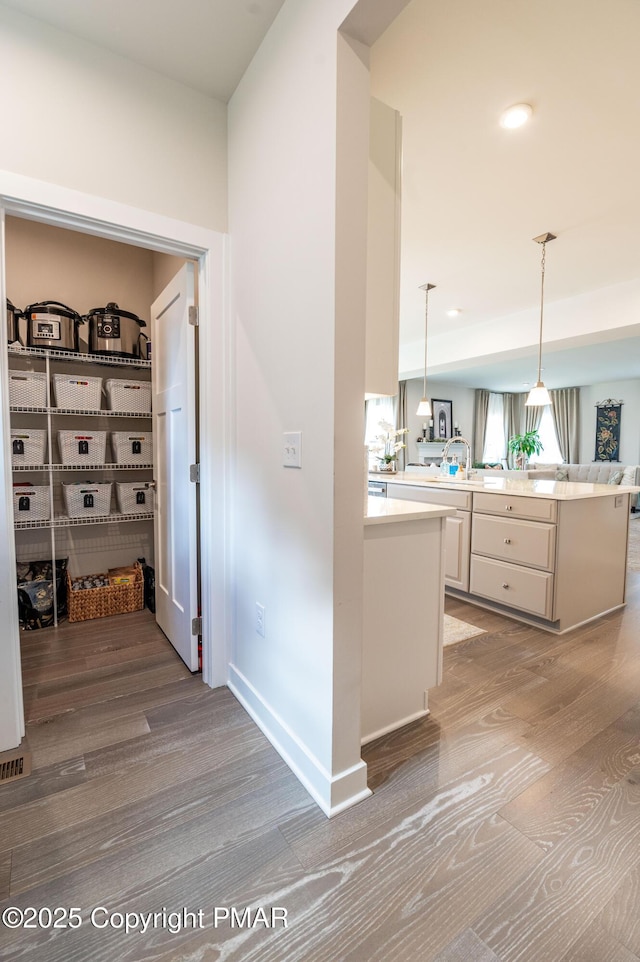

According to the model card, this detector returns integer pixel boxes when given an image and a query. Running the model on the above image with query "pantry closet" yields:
[6,216,191,661]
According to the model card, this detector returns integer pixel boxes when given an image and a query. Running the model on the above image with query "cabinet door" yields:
[444,510,470,591]
[152,263,199,671]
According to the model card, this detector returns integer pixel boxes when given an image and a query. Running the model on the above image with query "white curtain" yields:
[482,393,506,463]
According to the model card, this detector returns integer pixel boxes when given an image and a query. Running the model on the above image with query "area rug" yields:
[443,614,486,647]
[628,516,640,571]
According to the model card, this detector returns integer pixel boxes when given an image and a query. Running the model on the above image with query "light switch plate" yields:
[283,431,302,468]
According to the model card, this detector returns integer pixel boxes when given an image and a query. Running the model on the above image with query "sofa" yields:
[472,462,640,509]
[527,463,640,486]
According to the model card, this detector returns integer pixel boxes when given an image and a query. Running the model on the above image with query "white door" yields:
[151,263,199,670]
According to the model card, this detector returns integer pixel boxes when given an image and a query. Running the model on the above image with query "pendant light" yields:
[416,282,435,416]
[526,232,556,406]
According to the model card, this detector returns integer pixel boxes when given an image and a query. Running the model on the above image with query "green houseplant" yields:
[508,430,543,469]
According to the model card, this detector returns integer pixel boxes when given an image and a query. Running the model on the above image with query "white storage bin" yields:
[12,483,51,521]
[8,370,48,407]
[111,431,152,464]
[58,430,107,465]
[53,373,103,411]
[62,481,112,517]
[11,429,47,466]
[105,378,151,413]
[115,481,154,515]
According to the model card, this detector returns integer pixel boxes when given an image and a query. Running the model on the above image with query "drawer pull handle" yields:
[504,538,511,544]
[502,583,509,589]
[505,504,513,511]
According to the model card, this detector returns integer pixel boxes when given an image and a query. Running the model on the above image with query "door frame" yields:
[0,170,230,748]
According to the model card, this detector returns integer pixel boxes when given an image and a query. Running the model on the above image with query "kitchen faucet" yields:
[442,437,473,476]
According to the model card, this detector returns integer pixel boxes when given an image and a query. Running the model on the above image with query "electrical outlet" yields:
[283,431,302,468]
[256,602,265,637]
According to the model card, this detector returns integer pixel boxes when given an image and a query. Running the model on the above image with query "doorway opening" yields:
[0,174,229,753]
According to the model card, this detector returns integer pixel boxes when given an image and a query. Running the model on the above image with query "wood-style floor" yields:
[2,575,640,962]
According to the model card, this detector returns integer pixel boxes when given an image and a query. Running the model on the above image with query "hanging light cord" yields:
[423,287,429,399]
[536,240,546,383]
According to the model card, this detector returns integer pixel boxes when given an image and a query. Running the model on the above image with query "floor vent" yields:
[0,749,32,784]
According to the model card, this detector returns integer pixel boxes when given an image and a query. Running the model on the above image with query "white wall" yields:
[0,5,227,232]
[227,0,374,816]
[404,377,475,464]
[578,379,640,465]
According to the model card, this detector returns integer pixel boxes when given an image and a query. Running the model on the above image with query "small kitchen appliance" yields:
[85,302,148,359]
[24,300,83,352]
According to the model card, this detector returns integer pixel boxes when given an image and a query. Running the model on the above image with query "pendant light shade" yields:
[417,282,435,416]
[526,232,556,407]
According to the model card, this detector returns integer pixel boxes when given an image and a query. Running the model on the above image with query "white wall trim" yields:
[228,663,371,818]
[0,169,230,750]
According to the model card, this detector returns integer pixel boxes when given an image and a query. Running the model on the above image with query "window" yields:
[482,393,506,463]
[364,396,396,447]
[529,405,564,463]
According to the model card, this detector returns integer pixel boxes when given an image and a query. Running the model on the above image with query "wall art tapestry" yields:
[594,399,622,461]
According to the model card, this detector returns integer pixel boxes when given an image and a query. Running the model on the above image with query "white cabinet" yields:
[468,488,630,631]
[444,509,471,590]
[365,98,401,398]
[362,503,450,743]
[384,481,472,591]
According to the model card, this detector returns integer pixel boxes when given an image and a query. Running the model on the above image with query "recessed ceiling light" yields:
[447,308,462,317]
[500,103,533,129]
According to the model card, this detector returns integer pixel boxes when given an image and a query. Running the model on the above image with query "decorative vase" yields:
[379,460,397,473]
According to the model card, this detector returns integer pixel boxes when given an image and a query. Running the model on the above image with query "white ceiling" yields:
[371,0,640,389]
[0,0,287,102]
[3,0,639,391]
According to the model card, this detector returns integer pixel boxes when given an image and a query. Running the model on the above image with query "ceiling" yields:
[370,0,640,389]
[3,0,639,391]
[0,0,287,102]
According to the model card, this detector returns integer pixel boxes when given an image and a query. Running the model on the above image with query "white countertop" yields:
[365,495,454,525]
[371,471,640,501]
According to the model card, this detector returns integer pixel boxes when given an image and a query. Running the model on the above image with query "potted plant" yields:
[371,420,408,473]
[508,430,543,469]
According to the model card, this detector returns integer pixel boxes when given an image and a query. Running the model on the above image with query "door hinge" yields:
[189,305,199,327]
[191,616,202,636]
[190,463,200,483]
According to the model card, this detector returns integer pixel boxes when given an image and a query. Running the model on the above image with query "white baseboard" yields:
[228,664,371,818]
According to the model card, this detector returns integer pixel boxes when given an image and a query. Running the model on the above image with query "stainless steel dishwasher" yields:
[368,480,387,498]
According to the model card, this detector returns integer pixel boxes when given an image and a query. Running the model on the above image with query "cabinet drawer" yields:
[387,483,471,510]
[473,491,557,522]
[471,514,556,571]
[470,556,554,619]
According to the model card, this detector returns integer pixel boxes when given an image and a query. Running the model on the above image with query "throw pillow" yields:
[555,468,569,481]
[607,471,624,485]
[622,466,637,486]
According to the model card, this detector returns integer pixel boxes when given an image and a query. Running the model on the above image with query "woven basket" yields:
[105,378,151,413]
[58,430,107,465]
[12,483,51,521]
[61,481,112,517]
[53,374,103,410]
[11,429,47,466]
[111,431,152,464]
[67,563,144,622]
[9,370,48,407]
[115,481,154,515]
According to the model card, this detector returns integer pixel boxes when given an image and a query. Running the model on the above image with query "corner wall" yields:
[227,0,372,815]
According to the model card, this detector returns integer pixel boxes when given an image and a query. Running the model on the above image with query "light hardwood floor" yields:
[1,574,640,962]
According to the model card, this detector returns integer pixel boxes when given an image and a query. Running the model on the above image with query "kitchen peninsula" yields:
[372,472,637,634]
[363,496,454,743]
